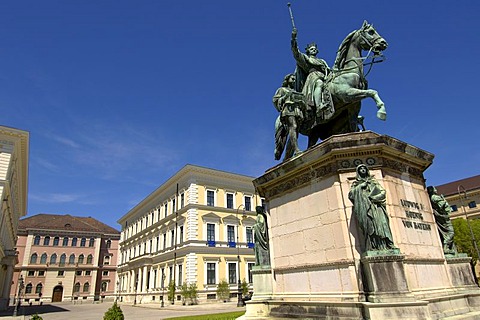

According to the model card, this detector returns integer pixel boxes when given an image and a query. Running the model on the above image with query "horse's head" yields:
[359,21,388,54]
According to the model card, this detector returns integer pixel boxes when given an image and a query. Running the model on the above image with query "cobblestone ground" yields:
[0,301,244,320]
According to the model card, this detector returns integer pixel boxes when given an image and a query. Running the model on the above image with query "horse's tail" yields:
[274,115,287,160]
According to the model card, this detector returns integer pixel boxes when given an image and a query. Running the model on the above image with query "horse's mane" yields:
[333,30,358,70]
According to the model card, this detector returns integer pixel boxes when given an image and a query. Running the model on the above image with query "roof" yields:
[19,214,120,235]
[435,175,480,197]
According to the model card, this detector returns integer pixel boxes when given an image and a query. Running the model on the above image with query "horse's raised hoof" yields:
[377,106,387,121]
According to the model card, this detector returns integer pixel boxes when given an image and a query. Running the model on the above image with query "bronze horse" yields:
[275,21,388,160]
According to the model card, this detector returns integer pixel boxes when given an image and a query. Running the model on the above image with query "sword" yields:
[287,3,296,29]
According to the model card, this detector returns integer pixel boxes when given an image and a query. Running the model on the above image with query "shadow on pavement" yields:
[0,304,69,317]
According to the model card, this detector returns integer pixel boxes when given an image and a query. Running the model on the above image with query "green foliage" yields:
[241,279,249,295]
[31,314,43,320]
[217,279,230,302]
[167,280,176,303]
[103,302,124,320]
[452,218,480,265]
[188,283,198,305]
[180,282,189,305]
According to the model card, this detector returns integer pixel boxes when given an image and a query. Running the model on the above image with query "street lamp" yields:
[13,275,24,317]
[116,280,119,302]
[458,185,480,261]
[236,205,247,307]
[161,273,166,308]
[133,277,138,305]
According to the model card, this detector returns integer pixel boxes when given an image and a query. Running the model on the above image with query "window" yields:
[76,270,82,276]
[43,236,50,246]
[34,236,41,245]
[28,270,35,276]
[170,230,174,247]
[164,203,168,217]
[207,223,216,246]
[83,282,90,292]
[89,238,95,247]
[226,193,234,209]
[179,226,184,244]
[80,238,86,247]
[172,198,176,213]
[246,227,254,247]
[106,240,111,248]
[73,282,80,293]
[228,263,237,284]
[181,193,185,208]
[25,283,33,294]
[451,204,458,212]
[57,270,65,276]
[156,236,160,252]
[102,270,109,276]
[40,254,47,264]
[244,196,252,211]
[72,238,78,247]
[38,270,45,276]
[50,253,57,264]
[248,263,254,283]
[207,263,216,285]
[227,225,235,244]
[30,253,38,264]
[101,281,108,292]
[60,254,66,265]
[69,254,75,264]
[35,283,43,294]
[163,233,167,249]
[78,254,85,264]
[169,266,173,283]
[104,256,110,265]
[62,237,69,246]
[207,190,215,207]
[469,201,477,209]
[178,264,183,286]
[261,198,266,209]
[87,254,93,264]
[53,237,60,246]
[85,270,91,276]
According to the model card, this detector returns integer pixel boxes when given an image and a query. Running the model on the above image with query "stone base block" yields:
[361,253,415,303]
[446,256,478,288]
[252,266,273,300]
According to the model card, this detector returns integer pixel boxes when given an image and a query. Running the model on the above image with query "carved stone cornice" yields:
[274,259,355,274]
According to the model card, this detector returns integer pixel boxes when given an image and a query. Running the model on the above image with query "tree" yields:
[180,282,189,305]
[217,279,230,302]
[103,302,124,320]
[241,279,249,296]
[31,314,43,320]
[167,280,176,303]
[188,283,198,305]
[452,218,480,266]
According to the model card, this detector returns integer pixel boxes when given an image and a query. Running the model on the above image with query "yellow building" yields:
[435,175,480,220]
[0,126,29,310]
[117,165,260,304]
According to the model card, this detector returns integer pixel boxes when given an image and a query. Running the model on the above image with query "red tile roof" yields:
[436,175,480,197]
[19,214,120,234]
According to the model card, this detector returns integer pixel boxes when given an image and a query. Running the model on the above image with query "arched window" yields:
[30,253,38,264]
[33,236,41,245]
[87,254,93,264]
[25,283,33,294]
[62,237,69,246]
[53,237,60,246]
[69,254,75,264]
[80,238,86,247]
[59,254,66,265]
[78,254,85,264]
[35,283,43,294]
[72,238,78,247]
[106,240,112,249]
[101,281,107,292]
[83,282,90,292]
[50,253,57,264]
[43,236,50,246]
[89,238,95,247]
[73,282,80,293]
[40,253,47,264]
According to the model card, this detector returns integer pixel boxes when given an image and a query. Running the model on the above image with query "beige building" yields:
[117,165,260,304]
[0,126,29,310]
[435,175,480,220]
[12,214,120,304]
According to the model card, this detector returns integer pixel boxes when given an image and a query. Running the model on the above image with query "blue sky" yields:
[1,1,479,229]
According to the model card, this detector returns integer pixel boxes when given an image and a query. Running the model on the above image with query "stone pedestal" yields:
[245,131,480,319]
[251,266,273,300]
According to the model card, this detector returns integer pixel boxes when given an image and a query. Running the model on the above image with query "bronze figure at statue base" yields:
[244,131,480,320]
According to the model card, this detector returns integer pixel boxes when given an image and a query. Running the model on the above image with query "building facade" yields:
[11,214,120,304]
[0,126,29,310]
[117,165,260,304]
[435,175,480,220]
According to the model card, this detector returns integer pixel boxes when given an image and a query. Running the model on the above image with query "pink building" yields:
[11,214,120,304]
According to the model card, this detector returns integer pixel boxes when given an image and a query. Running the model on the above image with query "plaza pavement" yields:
[0,300,245,320]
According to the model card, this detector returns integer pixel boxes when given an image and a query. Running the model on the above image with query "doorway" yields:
[52,286,63,302]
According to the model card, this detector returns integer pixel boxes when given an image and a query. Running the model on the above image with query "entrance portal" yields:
[52,286,63,302]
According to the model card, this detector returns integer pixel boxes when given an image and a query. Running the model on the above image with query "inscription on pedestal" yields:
[400,199,432,232]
